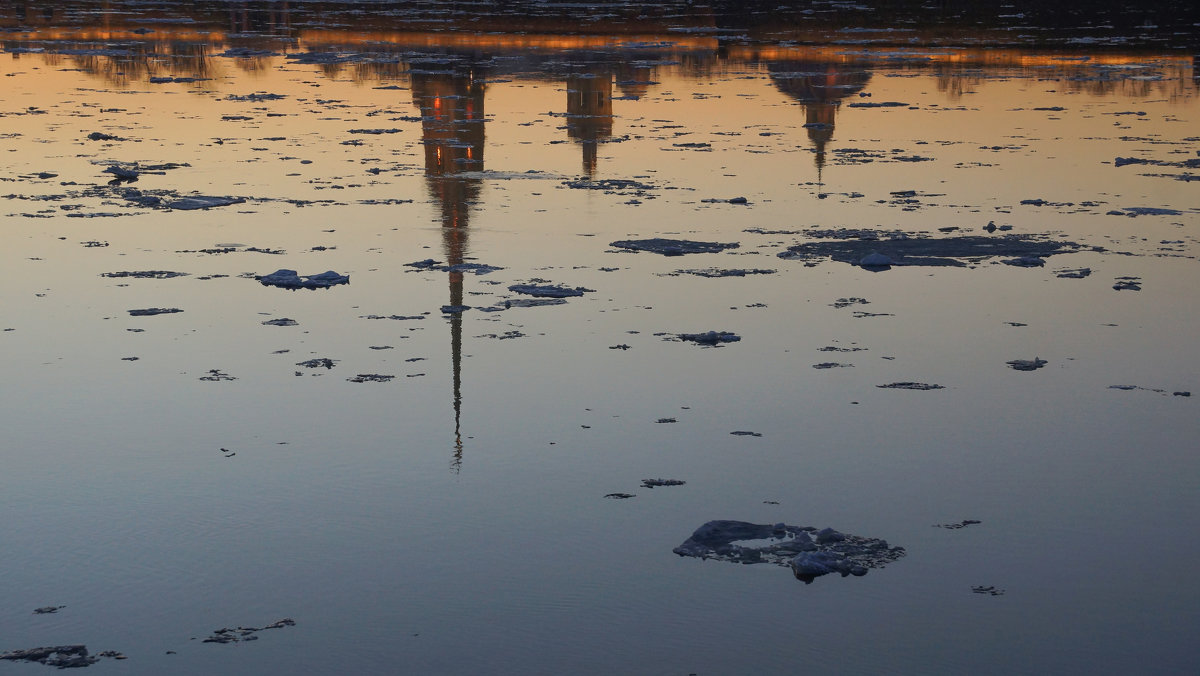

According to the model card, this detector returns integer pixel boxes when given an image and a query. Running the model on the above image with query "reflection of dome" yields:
[767,61,871,170]
[768,61,871,103]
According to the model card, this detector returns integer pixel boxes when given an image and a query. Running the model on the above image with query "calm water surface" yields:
[2,4,1198,675]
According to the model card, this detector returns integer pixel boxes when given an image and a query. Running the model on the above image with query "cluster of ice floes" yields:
[673,520,907,584]
[256,269,350,290]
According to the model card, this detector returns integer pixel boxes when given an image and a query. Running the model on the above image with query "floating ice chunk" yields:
[859,252,892,268]
[257,269,349,290]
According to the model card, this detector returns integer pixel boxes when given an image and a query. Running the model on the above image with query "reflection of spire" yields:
[804,101,836,173]
[412,67,487,472]
[566,70,614,176]
[767,61,870,172]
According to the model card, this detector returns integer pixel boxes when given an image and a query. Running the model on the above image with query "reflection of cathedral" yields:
[767,61,871,171]
[566,69,614,176]
[411,67,487,472]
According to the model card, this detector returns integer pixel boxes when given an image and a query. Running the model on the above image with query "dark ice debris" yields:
[167,196,245,210]
[257,269,349,290]
[656,418,677,424]
[1109,385,1178,395]
[102,271,187,279]
[476,330,525,340]
[831,297,869,309]
[87,132,120,141]
[1113,277,1142,291]
[611,238,739,256]
[564,178,655,193]
[604,493,636,499]
[226,93,286,101]
[878,382,944,390]
[730,430,762,437]
[642,478,685,488]
[1007,358,1047,371]
[96,651,126,660]
[673,520,905,584]
[33,606,65,614]
[1106,206,1183,217]
[199,369,236,381]
[972,585,1005,596]
[676,331,740,346]
[405,259,502,275]
[203,618,295,645]
[934,519,982,529]
[508,284,590,298]
[103,165,138,181]
[447,263,502,274]
[1002,256,1045,267]
[813,362,853,369]
[1055,267,1092,279]
[262,318,298,326]
[670,268,775,277]
[128,307,183,316]
[499,298,568,308]
[149,76,207,83]
[441,305,471,314]
[361,314,424,321]
[1114,156,1200,169]
[347,374,394,383]
[0,645,116,669]
[779,234,1082,267]
[847,101,909,108]
[297,358,336,369]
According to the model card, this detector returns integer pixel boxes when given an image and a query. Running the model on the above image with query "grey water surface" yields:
[2,3,1198,674]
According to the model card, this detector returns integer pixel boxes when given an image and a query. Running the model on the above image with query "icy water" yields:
[2,4,1199,675]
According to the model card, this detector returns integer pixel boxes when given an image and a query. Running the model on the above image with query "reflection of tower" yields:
[566,70,614,176]
[412,67,486,472]
[615,63,654,100]
[768,62,871,175]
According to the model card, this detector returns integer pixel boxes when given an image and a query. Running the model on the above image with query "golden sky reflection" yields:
[2,33,1198,474]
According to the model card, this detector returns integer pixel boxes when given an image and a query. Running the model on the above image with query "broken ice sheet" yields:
[673,520,906,584]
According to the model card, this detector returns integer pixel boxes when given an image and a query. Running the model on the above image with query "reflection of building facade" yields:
[768,61,871,172]
[411,67,487,472]
[566,70,614,176]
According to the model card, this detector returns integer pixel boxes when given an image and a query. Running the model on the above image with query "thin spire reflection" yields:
[411,64,486,472]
